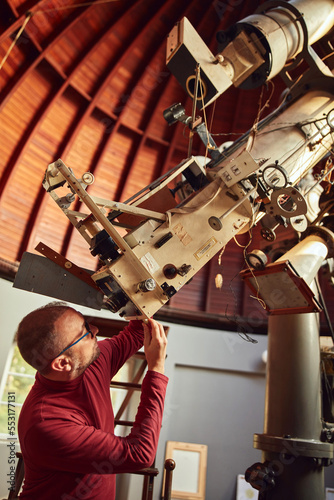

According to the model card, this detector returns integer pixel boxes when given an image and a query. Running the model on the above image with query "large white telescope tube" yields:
[218,0,334,87]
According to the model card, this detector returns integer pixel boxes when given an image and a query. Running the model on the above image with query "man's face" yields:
[55,309,100,375]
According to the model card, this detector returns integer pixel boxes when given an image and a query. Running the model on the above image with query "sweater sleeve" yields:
[23,371,168,475]
[100,320,145,379]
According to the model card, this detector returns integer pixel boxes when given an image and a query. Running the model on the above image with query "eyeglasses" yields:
[53,320,94,359]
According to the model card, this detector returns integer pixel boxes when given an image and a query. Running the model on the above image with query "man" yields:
[16,301,168,499]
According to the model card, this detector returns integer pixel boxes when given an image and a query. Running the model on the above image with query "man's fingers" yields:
[143,321,151,346]
[152,319,167,337]
[143,319,167,348]
[144,318,160,338]
[143,319,167,374]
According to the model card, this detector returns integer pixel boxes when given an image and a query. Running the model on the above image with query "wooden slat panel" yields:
[23,1,78,44]
[31,112,104,253]
[70,31,125,96]
[65,119,106,174]
[121,48,170,131]
[97,0,168,117]
[0,69,52,176]
[169,266,208,312]
[29,196,73,256]
[22,1,166,261]
[66,228,99,270]
[46,1,128,74]
[145,80,186,144]
[34,89,82,157]
[10,91,81,258]
[0,66,54,259]
[120,140,167,202]
[0,37,27,89]
[98,127,141,201]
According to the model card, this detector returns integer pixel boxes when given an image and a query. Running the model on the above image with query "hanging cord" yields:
[203,98,218,169]
[321,358,334,425]
[208,100,217,138]
[197,73,219,164]
[318,275,334,420]
[224,271,258,344]
[34,0,120,14]
[215,245,225,290]
[314,275,334,344]
[187,63,201,158]
[234,230,267,311]
[0,0,120,72]
[324,156,334,195]
[246,81,275,153]
[0,12,33,71]
[197,77,210,165]
[233,184,267,311]
[215,176,266,320]
[322,50,334,62]
[218,199,264,343]
[256,81,275,123]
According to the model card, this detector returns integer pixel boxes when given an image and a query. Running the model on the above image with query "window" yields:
[0,345,35,437]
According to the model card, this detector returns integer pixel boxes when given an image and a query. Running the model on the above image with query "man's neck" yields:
[41,369,83,382]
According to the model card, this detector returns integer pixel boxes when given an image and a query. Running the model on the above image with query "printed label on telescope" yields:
[173,223,192,246]
[194,237,217,260]
[140,253,160,275]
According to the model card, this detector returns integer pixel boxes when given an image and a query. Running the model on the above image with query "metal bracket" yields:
[254,433,334,460]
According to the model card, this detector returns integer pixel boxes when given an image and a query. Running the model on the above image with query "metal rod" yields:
[187,63,200,157]
[219,188,256,221]
[304,161,334,195]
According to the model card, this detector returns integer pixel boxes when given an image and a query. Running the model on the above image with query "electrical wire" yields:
[246,81,276,153]
[0,13,32,71]
[217,185,265,342]
[34,0,120,14]
[315,275,334,344]
[321,358,334,422]
[234,202,267,311]
[224,276,258,344]
[0,0,120,72]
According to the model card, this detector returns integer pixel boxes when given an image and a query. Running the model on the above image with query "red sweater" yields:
[18,320,168,500]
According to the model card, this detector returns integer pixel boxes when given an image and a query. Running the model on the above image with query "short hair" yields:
[15,301,72,374]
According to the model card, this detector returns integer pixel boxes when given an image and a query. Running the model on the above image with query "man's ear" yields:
[50,356,72,372]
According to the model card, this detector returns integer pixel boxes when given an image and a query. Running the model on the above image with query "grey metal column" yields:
[255,312,327,499]
[253,234,334,499]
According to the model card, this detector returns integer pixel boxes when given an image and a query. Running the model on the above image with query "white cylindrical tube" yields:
[239,0,334,79]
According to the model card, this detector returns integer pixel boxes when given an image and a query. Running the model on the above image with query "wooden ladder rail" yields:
[7,453,175,500]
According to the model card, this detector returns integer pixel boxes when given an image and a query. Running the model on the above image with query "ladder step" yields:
[132,467,159,477]
[110,381,141,390]
[114,419,134,426]
[133,351,146,359]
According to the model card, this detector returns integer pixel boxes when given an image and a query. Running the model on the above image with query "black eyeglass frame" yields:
[53,320,94,359]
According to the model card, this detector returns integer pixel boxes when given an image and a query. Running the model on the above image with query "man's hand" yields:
[143,319,167,374]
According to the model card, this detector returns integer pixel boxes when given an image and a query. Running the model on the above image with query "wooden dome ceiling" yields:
[1,0,333,332]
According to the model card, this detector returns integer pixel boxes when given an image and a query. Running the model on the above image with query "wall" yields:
[125,322,269,500]
[127,323,334,500]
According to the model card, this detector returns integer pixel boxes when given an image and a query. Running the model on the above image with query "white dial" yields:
[246,249,268,269]
[262,164,289,190]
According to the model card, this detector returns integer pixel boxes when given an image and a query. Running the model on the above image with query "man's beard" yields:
[71,342,101,376]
